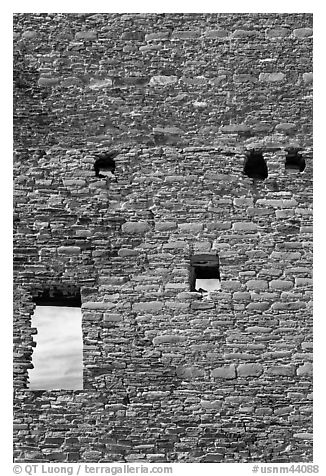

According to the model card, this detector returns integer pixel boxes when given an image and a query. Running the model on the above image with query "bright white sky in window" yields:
[195,278,221,292]
[28,306,83,390]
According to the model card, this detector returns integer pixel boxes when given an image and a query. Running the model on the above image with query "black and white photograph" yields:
[11,5,316,474]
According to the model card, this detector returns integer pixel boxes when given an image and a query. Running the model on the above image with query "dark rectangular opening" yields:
[190,254,221,294]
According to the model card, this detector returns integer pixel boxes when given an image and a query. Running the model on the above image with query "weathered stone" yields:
[22,30,37,39]
[269,280,294,290]
[145,32,170,41]
[295,278,312,287]
[143,391,170,399]
[178,223,203,233]
[176,366,205,379]
[266,365,296,376]
[297,363,312,376]
[89,78,113,89]
[293,28,313,38]
[132,301,164,312]
[259,73,285,82]
[246,302,270,311]
[274,406,294,416]
[200,399,223,409]
[118,248,139,257]
[211,365,236,379]
[275,123,297,133]
[220,124,252,134]
[38,77,59,87]
[266,28,290,39]
[172,30,201,39]
[103,313,123,322]
[302,72,313,83]
[163,241,188,250]
[82,302,113,310]
[200,453,224,462]
[57,246,81,255]
[233,198,254,207]
[246,326,272,333]
[232,29,257,38]
[271,301,306,311]
[237,363,263,377]
[293,433,313,440]
[153,334,186,345]
[233,74,256,83]
[121,221,150,234]
[233,222,257,232]
[220,280,242,292]
[246,280,268,291]
[149,75,178,86]
[233,292,251,300]
[75,31,98,40]
[205,29,228,39]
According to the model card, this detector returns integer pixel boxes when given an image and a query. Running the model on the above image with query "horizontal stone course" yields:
[132,301,164,312]
[259,72,285,82]
[211,365,236,379]
[152,334,186,345]
[121,221,150,234]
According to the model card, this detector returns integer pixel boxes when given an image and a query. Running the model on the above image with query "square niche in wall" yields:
[190,254,221,295]
[28,288,83,391]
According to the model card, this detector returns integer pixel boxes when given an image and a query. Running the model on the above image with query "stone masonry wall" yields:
[13,13,313,463]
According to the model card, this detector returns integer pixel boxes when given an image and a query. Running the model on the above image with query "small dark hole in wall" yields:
[243,150,268,180]
[190,254,221,296]
[285,149,306,173]
[122,394,130,406]
[94,150,119,178]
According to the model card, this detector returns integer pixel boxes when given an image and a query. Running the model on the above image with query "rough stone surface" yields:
[13,12,312,465]
[237,363,263,377]
[211,365,236,379]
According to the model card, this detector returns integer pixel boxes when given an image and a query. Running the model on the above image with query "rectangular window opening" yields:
[190,254,221,297]
[28,288,83,391]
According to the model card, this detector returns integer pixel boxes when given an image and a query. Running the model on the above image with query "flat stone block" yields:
[275,123,297,133]
[153,334,186,345]
[269,280,294,290]
[246,280,268,291]
[145,32,170,41]
[172,30,201,39]
[178,223,203,233]
[38,77,59,87]
[259,73,285,82]
[220,124,251,134]
[297,363,313,376]
[149,75,178,86]
[57,246,81,255]
[155,221,177,231]
[293,28,313,38]
[75,31,98,40]
[121,221,150,234]
[82,302,113,310]
[246,326,272,333]
[303,72,313,83]
[237,363,263,377]
[211,364,236,379]
[205,29,229,39]
[200,399,223,409]
[176,366,204,379]
[266,28,290,38]
[233,222,257,232]
[266,365,296,376]
[132,301,164,312]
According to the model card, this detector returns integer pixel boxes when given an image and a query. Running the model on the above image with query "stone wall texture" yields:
[13,13,313,463]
